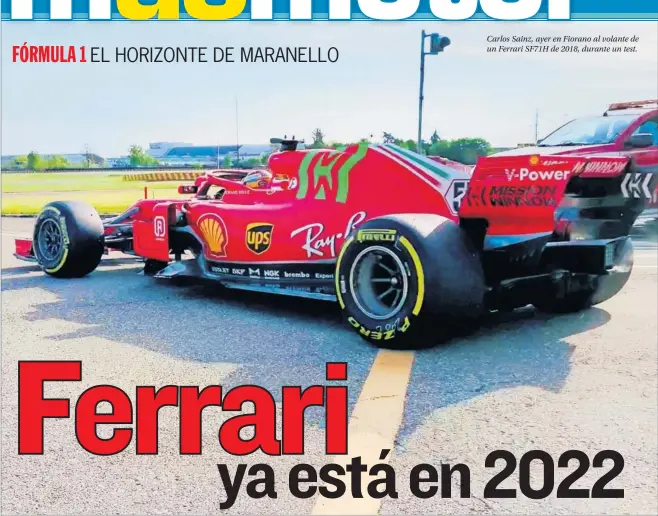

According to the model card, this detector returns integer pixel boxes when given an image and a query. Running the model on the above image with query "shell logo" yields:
[197,214,228,257]
[529,155,540,166]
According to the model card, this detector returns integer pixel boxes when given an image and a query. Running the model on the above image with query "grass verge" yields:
[1,172,191,215]
[1,188,185,216]
[2,172,184,193]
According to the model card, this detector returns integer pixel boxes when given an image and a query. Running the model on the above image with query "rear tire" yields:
[33,201,104,278]
[335,214,486,349]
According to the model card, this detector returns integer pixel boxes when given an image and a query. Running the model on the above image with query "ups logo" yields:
[246,223,273,255]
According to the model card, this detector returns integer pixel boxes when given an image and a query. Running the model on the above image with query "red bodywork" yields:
[125,146,642,266]
[127,144,467,264]
[13,139,656,283]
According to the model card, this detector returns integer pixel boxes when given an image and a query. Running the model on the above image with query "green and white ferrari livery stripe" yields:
[382,144,455,181]
[371,144,471,196]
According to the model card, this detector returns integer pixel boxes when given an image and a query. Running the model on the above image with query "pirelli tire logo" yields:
[246,223,273,255]
[356,229,397,243]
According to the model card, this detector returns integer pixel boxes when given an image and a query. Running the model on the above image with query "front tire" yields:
[33,201,104,278]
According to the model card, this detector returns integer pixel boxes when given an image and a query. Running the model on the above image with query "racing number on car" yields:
[153,216,166,239]
[447,180,469,214]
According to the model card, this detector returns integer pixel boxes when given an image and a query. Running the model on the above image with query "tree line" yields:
[6,130,495,171]
[8,151,101,170]
[309,129,494,165]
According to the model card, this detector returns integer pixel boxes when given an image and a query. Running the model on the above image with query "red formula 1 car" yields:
[14,137,658,348]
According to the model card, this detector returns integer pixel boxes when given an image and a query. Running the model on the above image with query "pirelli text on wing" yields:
[240,46,339,63]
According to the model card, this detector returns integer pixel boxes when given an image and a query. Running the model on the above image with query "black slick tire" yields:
[32,201,105,278]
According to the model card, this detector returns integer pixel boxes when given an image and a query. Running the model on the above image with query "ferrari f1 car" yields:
[14,137,658,348]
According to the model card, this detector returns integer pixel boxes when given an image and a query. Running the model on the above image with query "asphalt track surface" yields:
[1,216,657,515]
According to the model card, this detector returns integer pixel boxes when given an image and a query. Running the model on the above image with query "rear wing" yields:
[459,154,630,236]
[270,137,304,151]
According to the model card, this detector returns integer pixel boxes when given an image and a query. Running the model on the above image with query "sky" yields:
[1,21,657,157]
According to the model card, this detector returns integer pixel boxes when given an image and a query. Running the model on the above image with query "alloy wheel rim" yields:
[348,246,409,320]
[38,219,64,261]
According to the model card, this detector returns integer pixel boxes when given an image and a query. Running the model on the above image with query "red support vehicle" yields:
[15,113,658,348]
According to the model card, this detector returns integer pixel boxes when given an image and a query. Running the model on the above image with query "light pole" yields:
[417,31,451,154]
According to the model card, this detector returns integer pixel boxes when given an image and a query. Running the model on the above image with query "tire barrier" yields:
[123,171,205,182]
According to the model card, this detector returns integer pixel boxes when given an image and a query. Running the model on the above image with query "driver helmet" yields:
[242,170,272,189]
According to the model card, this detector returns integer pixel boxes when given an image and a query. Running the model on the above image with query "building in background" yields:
[1,143,273,169]
[147,142,193,158]
[146,142,272,166]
